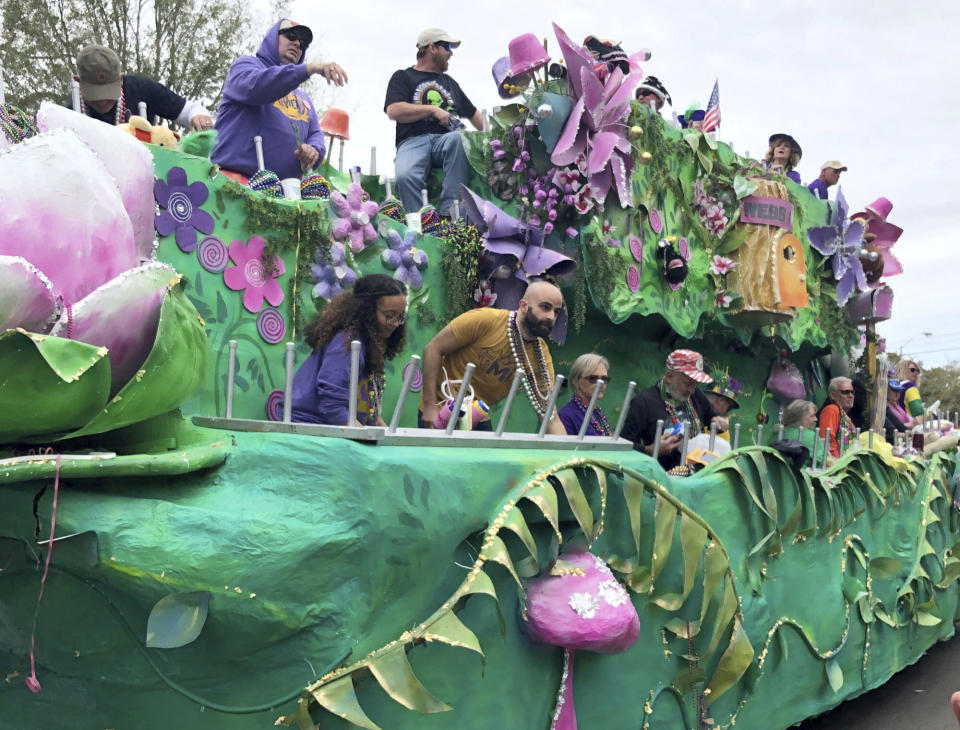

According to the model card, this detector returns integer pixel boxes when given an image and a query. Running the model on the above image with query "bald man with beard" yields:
[419,280,566,433]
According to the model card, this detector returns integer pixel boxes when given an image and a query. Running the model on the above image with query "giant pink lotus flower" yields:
[550,24,644,210]
[223,235,285,313]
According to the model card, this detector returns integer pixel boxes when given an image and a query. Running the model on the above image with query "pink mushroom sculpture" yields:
[523,545,640,729]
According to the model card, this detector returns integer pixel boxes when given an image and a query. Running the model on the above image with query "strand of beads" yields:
[507,311,552,415]
[573,395,611,436]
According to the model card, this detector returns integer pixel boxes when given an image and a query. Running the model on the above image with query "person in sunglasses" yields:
[289,274,407,427]
[558,354,613,436]
[384,28,482,218]
[212,19,348,182]
[634,76,671,114]
[74,44,212,131]
[817,377,855,459]
[893,359,925,422]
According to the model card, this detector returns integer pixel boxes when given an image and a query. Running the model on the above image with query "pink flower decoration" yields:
[649,209,663,234]
[474,285,498,307]
[709,255,736,276]
[223,235,285,313]
[329,183,379,253]
[715,290,733,308]
[626,265,640,292]
[628,235,643,263]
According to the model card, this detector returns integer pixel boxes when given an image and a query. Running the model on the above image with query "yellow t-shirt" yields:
[421,308,555,410]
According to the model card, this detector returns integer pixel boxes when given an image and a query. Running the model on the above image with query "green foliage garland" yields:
[439,223,485,324]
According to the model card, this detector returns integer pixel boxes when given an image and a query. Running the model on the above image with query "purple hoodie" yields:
[212,20,325,179]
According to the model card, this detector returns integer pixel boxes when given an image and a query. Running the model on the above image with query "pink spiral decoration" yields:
[403,361,423,392]
[678,236,690,260]
[626,265,640,292]
[256,307,286,344]
[628,234,643,263]
[197,235,228,273]
[265,390,284,421]
[649,208,663,234]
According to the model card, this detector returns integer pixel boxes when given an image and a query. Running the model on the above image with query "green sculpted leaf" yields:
[367,645,452,713]
[522,483,560,541]
[705,618,754,704]
[501,507,538,564]
[869,557,903,579]
[43,530,99,569]
[310,676,382,730]
[825,658,843,693]
[680,514,708,600]
[60,279,208,439]
[144,590,210,648]
[551,470,594,541]
[651,496,678,583]
[622,475,645,559]
[0,330,110,443]
[481,534,522,590]
[423,611,483,656]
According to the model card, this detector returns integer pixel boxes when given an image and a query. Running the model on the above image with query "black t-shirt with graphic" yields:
[384,68,476,147]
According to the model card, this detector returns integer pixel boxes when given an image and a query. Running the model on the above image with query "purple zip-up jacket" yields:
[212,19,325,179]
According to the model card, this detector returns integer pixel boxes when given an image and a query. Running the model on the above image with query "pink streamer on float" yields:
[25,450,62,694]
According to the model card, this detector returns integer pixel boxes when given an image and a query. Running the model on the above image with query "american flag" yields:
[702,79,720,132]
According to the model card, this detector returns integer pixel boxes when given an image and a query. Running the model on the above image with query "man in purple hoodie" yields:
[212,19,347,181]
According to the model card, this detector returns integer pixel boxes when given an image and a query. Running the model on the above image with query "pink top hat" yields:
[508,33,550,77]
[865,197,893,221]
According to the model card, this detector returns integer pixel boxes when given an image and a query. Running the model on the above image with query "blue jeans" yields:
[394,131,468,217]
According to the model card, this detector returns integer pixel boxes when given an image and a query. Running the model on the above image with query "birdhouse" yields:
[776,232,809,309]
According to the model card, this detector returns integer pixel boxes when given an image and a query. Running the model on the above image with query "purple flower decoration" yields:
[330,183,379,253]
[381,228,428,290]
[223,235,285,313]
[266,390,284,421]
[311,241,357,302]
[549,24,643,210]
[807,189,867,305]
[256,307,286,344]
[197,235,228,273]
[628,235,643,263]
[154,166,214,253]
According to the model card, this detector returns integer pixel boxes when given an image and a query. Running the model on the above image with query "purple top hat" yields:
[508,33,550,77]
[492,56,532,99]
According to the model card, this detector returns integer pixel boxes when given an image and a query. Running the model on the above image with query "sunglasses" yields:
[585,374,610,384]
[434,41,452,52]
[636,90,655,97]
[909,367,919,373]
[280,29,303,43]
[377,309,406,326]
[839,389,854,395]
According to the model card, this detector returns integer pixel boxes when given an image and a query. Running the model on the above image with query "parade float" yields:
[1,24,958,730]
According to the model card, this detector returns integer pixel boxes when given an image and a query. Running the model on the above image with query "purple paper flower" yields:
[154,166,214,252]
[807,189,867,305]
[329,183,379,253]
[311,241,357,302]
[223,235,285,313]
[549,24,643,210]
[381,229,428,290]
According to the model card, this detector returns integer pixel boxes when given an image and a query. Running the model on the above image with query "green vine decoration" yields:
[221,180,334,335]
[438,223,485,324]
[276,457,755,730]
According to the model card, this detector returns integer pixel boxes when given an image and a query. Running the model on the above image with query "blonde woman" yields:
[763,133,802,183]
[893,359,924,422]
[558,353,612,436]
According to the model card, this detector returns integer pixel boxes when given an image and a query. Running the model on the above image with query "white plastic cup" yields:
[405,212,422,233]
[280,178,301,200]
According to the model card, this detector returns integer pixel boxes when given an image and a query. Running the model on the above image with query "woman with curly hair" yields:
[290,274,407,426]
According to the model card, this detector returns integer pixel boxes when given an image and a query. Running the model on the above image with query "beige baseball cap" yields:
[77,44,122,102]
[820,160,848,172]
[416,28,461,49]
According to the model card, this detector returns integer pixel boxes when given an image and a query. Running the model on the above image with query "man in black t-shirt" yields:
[75,44,212,131]
[384,28,482,218]
[621,350,728,471]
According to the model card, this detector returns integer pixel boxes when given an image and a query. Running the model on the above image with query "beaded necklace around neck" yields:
[572,394,611,436]
[77,75,127,126]
[507,311,552,416]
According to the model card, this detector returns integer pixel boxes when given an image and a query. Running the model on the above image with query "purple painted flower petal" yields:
[175,226,199,253]
[587,131,619,175]
[0,255,59,332]
[382,250,402,269]
[552,23,595,99]
[550,97,587,166]
[154,178,171,207]
[807,226,838,256]
[191,208,215,235]
[580,66,606,131]
[166,166,189,189]
[408,267,423,290]
[154,210,176,237]
[185,179,209,206]
[242,285,265,313]
[835,270,855,305]
[223,265,246,292]
[843,219,866,248]
[609,153,631,208]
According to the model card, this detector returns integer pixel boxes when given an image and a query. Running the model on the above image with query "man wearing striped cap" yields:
[621,349,728,469]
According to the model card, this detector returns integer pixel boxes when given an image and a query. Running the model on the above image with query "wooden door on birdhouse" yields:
[776,232,808,309]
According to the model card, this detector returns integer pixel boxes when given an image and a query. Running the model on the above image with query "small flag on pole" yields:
[703,79,720,132]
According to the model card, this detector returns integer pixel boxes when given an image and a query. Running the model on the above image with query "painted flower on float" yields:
[223,235,285,313]
[154,166,215,252]
[329,183,379,253]
[311,241,357,302]
[549,23,644,210]
[806,189,867,306]
[381,228,429,290]
[709,255,736,276]
[474,285,497,307]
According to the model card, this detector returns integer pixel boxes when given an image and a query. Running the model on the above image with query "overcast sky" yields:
[283,0,960,367]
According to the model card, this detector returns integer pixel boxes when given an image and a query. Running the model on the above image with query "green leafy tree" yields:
[0,0,256,119]
[915,360,960,419]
